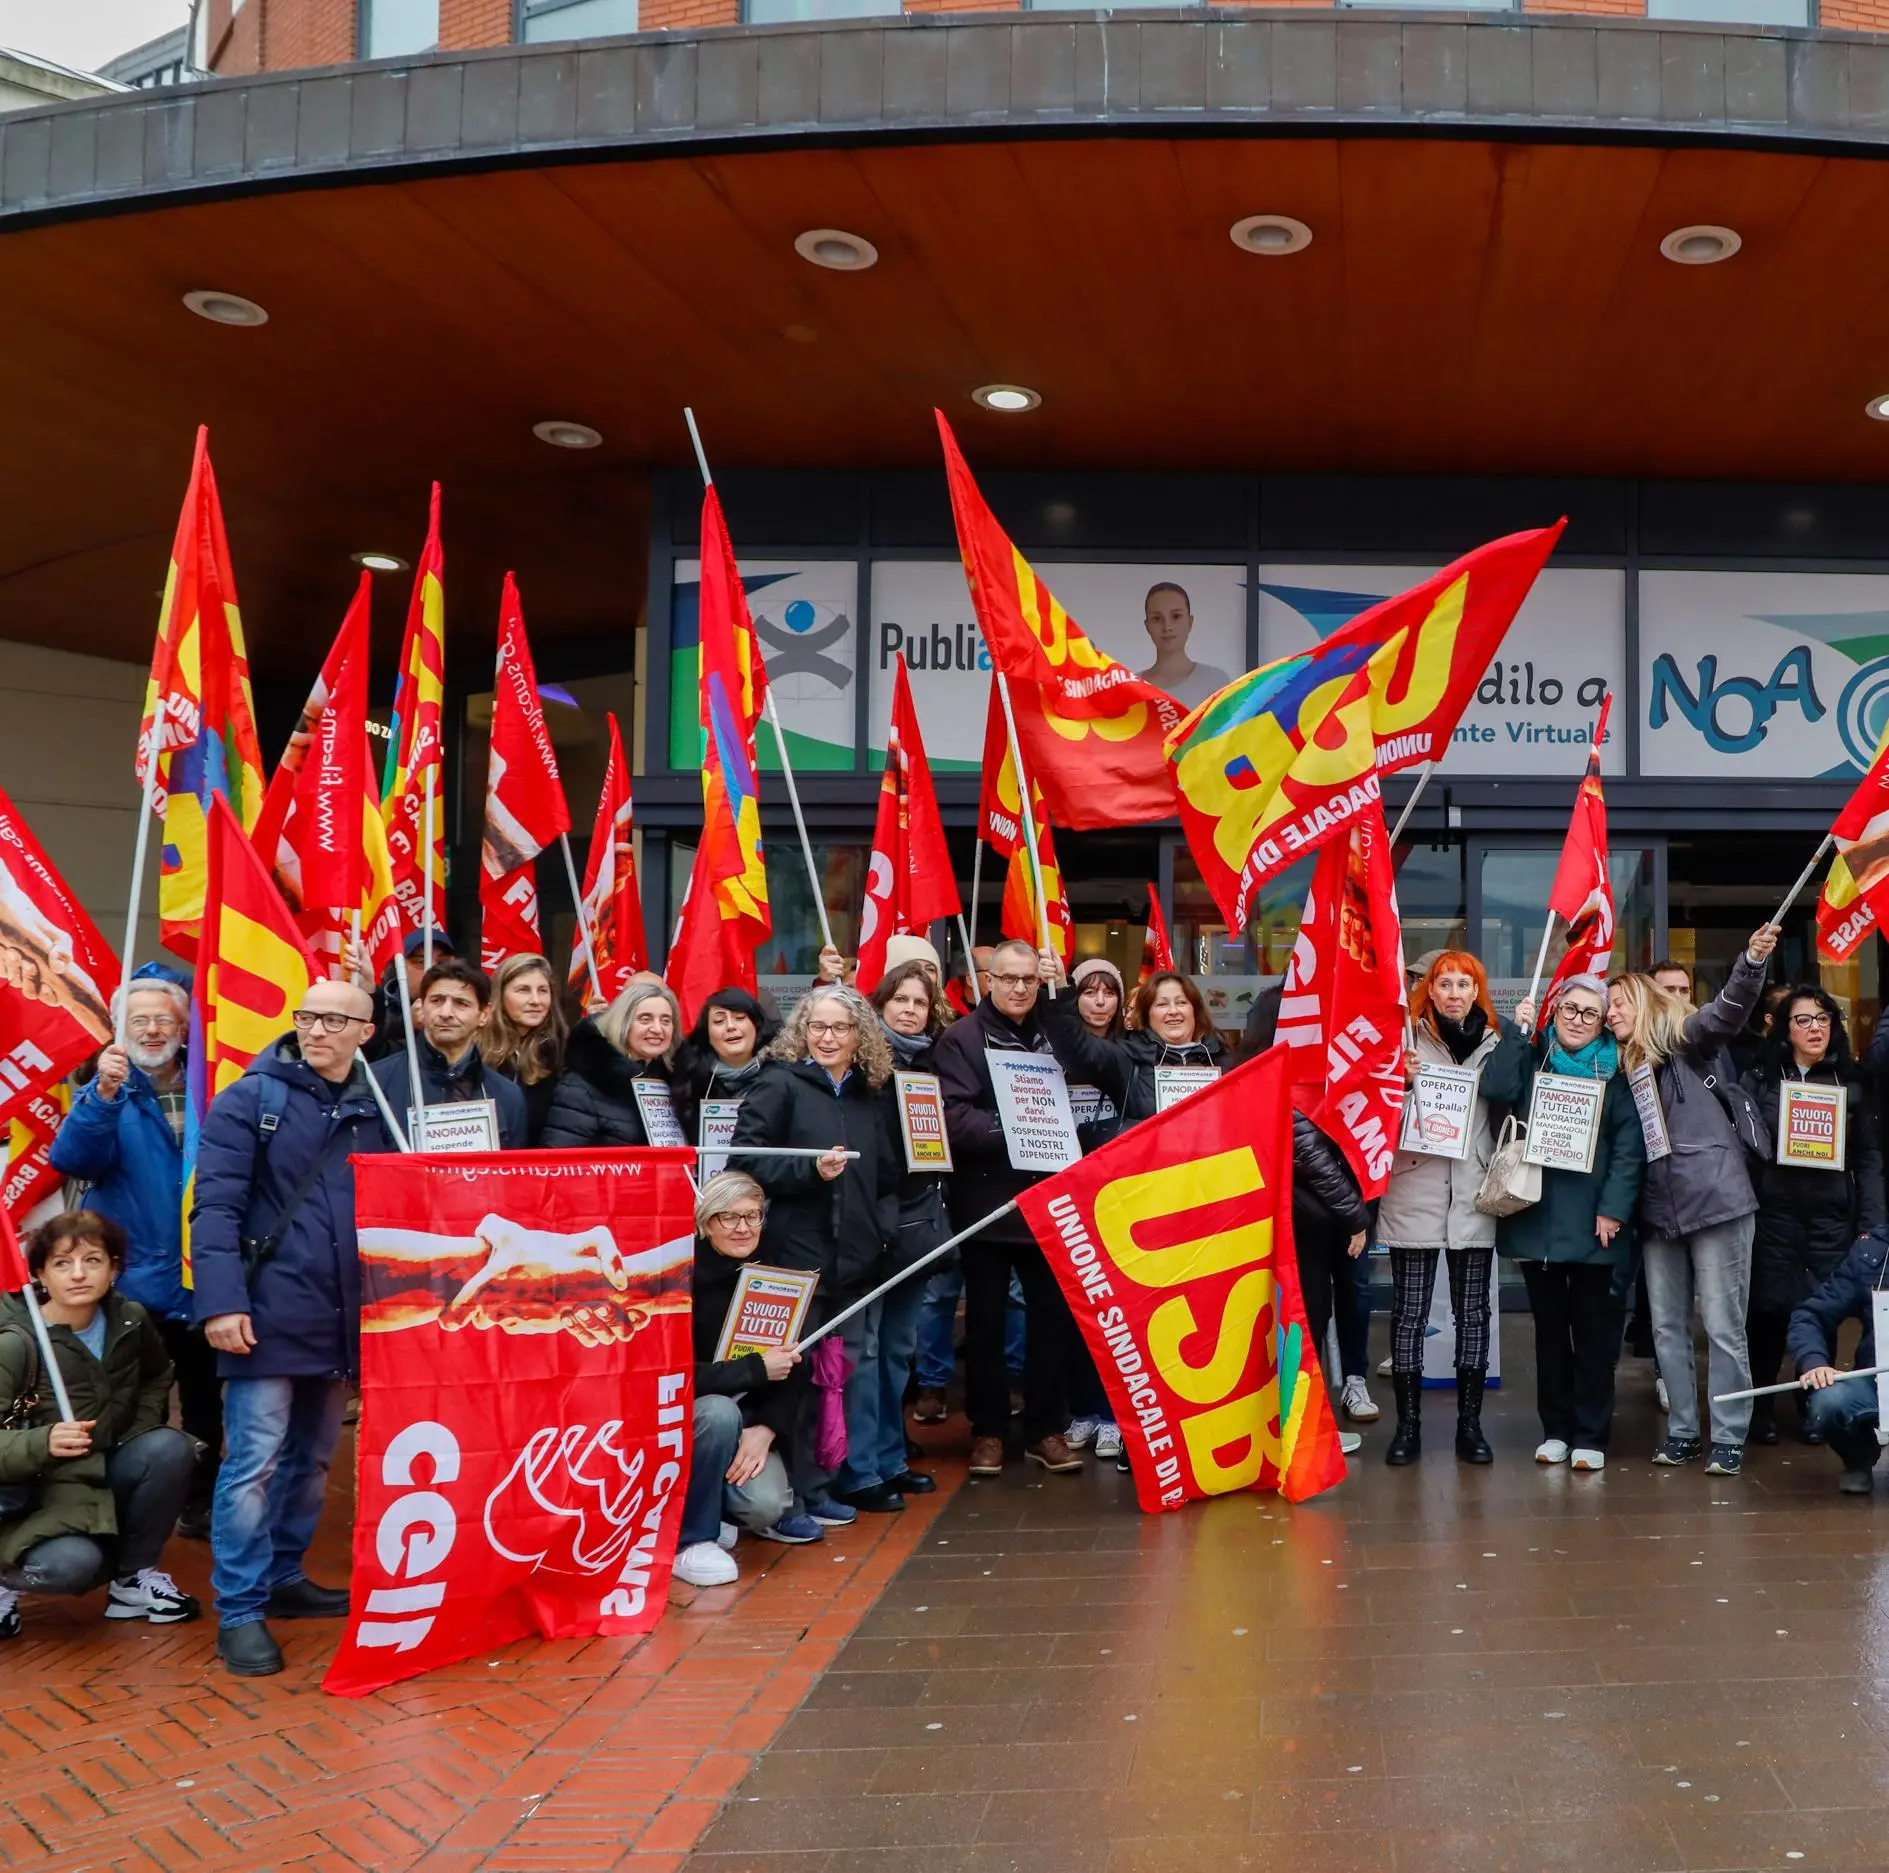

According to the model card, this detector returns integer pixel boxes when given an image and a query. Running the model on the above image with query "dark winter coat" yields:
[728,1058,902,1303]
[1293,1113,1370,1254]
[1742,1063,1885,1315]
[372,1035,528,1150]
[1787,1227,1889,1376]
[489,1062,559,1149]
[189,1039,396,1380]
[49,1060,188,1321]
[0,1289,172,1567]
[932,990,1124,1245]
[881,1027,953,1278]
[540,1019,676,1149]
[1111,1028,1224,1129]
[1496,1041,1646,1268]
[690,1238,807,1446]
[1633,951,1769,1241]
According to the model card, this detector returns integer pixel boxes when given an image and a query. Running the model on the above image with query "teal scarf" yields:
[1543,1029,1618,1081]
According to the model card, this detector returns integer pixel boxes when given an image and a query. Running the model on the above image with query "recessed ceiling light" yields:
[794,228,878,272]
[972,384,1041,414]
[352,550,409,572]
[1660,225,1740,266]
[1229,214,1312,256]
[183,288,268,327]
[533,419,602,450]
[1867,395,1889,423]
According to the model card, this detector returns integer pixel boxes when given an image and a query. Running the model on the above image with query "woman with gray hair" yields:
[730,983,901,1525]
[540,979,685,1148]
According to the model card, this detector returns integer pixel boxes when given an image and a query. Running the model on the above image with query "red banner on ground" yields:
[1016,1046,1345,1511]
[325,1149,698,1697]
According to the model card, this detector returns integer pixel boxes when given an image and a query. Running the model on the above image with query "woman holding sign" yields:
[1502,976,1646,1471]
[1605,923,1776,1476]
[1379,951,1530,1467]
[541,980,686,1149]
[1739,985,1883,1446]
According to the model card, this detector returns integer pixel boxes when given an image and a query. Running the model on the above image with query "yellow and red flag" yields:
[940,413,1181,830]
[1016,1043,1345,1509]
[1819,720,1889,961]
[138,427,267,960]
[998,783,1073,969]
[570,712,648,1009]
[383,484,448,943]
[4,1084,70,1230]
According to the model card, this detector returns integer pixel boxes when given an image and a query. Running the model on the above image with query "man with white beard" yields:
[51,964,218,1538]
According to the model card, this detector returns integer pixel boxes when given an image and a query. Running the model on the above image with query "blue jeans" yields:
[212,1375,347,1629]
[834,1274,926,1493]
[1804,1379,1882,1472]
[1643,1215,1755,1447]
[915,1258,1024,1390]
[683,1395,792,1545]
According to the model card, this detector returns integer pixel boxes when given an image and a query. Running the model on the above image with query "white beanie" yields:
[883,934,942,978]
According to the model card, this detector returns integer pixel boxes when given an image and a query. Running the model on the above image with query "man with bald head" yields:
[190,976,396,1677]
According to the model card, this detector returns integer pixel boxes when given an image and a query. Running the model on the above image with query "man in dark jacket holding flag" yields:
[191,977,395,1677]
[1787,1226,1889,1496]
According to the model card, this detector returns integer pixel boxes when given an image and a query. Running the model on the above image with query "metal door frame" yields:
[1465,833,1669,968]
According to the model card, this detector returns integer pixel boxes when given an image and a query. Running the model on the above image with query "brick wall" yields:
[641,0,738,27]
[440,0,514,48]
[269,0,355,65]
[1824,0,1889,27]
[217,0,266,72]
[1522,0,1645,16]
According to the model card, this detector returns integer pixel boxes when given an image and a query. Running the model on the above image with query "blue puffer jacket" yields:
[49,1062,188,1321]
[189,1037,395,1380]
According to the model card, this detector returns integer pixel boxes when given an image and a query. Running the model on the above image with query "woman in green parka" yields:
[0,1211,200,1639]
[1501,974,1647,1474]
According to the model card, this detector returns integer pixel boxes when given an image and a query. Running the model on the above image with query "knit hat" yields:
[1071,958,1125,995]
[883,935,943,978]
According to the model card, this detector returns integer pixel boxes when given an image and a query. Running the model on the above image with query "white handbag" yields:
[1475,1114,1541,1217]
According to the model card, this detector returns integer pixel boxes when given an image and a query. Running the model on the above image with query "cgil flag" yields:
[1542,694,1616,999]
[1017,1043,1345,1509]
[1168,525,1563,932]
[479,575,570,973]
[1818,721,1889,963]
[137,428,268,960]
[856,656,959,994]
[1140,884,1174,984]
[382,484,449,944]
[940,412,1181,830]
[570,712,648,1009]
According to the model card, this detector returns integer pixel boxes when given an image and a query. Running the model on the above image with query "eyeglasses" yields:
[126,1016,181,1034]
[715,1210,764,1231]
[990,973,1040,990]
[807,1019,856,1039]
[292,1010,367,1034]
[1790,1012,1833,1029]
[1559,1005,1603,1026]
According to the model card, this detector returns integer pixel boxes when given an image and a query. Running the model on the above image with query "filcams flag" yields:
[137,427,267,960]
[383,484,448,942]
[1543,694,1616,997]
[939,413,1181,830]
[479,576,571,972]
[856,656,959,994]
[0,783,118,1127]
[1017,1045,1345,1510]
[1168,525,1563,931]
[571,712,648,1008]
[1140,885,1174,984]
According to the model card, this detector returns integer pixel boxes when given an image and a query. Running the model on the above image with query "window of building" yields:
[360,0,440,59]
[520,0,641,42]
[742,0,899,23]
[1646,0,1810,21]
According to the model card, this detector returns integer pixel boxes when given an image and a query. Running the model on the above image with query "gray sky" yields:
[0,0,190,70]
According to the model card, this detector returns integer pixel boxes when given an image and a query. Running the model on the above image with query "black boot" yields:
[1455,1368,1494,1464]
[1385,1373,1422,1465]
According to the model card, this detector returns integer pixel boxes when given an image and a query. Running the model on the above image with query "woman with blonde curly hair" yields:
[729,983,902,1524]
[480,955,571,1146]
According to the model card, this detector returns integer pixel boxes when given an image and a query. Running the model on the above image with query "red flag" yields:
[4,1086,69,1229]
[978,683,1026,858]
[480,575,571,973]
[1819,721,1889,962]
[857,657,960,994]
[998,784,1073,969]
[0,784,118,1128]
[383,483,448,943]
[326,1148,697,1696]
[571,713,648,1008]
[0,1200,27,1292]
[1015,1045,1344,1509]
[1139,885,1174,984]
[940,412,1180,829]
[1543,695,1616,1000]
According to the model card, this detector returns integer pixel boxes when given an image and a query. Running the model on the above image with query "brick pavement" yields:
[0,1425,961,1873]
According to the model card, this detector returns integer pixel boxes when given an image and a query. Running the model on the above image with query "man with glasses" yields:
[190,977,396,1677]
[51,964,223,1535]
[931,938,1126,1478]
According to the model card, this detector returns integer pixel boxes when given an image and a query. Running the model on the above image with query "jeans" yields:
[834,1272,926,1493]
[0,1427,194,1597]
[683,1395,792,1545]
[1334,1248,1372,1380]
[212,1375,348,1629]
[964,1240,1071,1443]
[1804,1378,1882,1472]
[1643,1215,1756,1446]
[1520,1261,1621,1449]
[915,1258,1025,1391]
[159,1316,223,1515]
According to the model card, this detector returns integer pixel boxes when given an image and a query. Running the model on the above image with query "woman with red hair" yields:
[1378,950,1529,1467]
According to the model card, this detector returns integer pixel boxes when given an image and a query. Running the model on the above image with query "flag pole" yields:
[19,1283,76,1423]
[994,672,1053,960]
[421,768,436,972]
[1522,912,1557,1027]
[115,759,162,1048]
[1774,833,1834,929]
[1717,1366,1885,1404]
[364,1063,413,1154]
[683,406,837,959]
[1387,761,1434,847]
[961,839,984,1004]
[560,831,606,1008]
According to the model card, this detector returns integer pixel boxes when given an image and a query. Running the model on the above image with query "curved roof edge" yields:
[4,8,1888,226]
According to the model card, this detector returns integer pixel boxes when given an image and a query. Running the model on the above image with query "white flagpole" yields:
[994,672,1053,961]
[116,757,162,1049]
[19,1283,76,1423]
[1774,833,1834,929]
[1522,911,1557,1030]
[1388,761,1434,847]
[560,831,606,1008]
[421,767,437,972]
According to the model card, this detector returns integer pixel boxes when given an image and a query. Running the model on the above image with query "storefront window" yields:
[520,0,640,38]
[1477,845,1655,1009]
[667,838,868,991]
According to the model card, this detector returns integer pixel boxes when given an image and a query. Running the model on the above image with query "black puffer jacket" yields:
[1110,1028,1223,1127]
[1742,1063,1885,1314]
[728,1058,902,1304]
[1293,1113,1371,1251]
[540,1019,676,1149]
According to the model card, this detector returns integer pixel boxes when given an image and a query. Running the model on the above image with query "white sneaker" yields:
[1656,1377,1670,1411]
[104,1568,200,1624]
[1338,1430,1363,1455]
[1065,1416,1100,1450]
[0,1588,18,1640]
[1341,1376,1380,1422]
[673,1541,740,1588]
[1377,1354,1394,1376]
[1570,1449,1606,1472]
[716,1521,739,1552]
[1535,1439,1570,1466]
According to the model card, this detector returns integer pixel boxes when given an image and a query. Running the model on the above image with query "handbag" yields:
[1698,1053,1774,1168]
[0,1323,43,1521]
[1475,1114,1541,1217]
